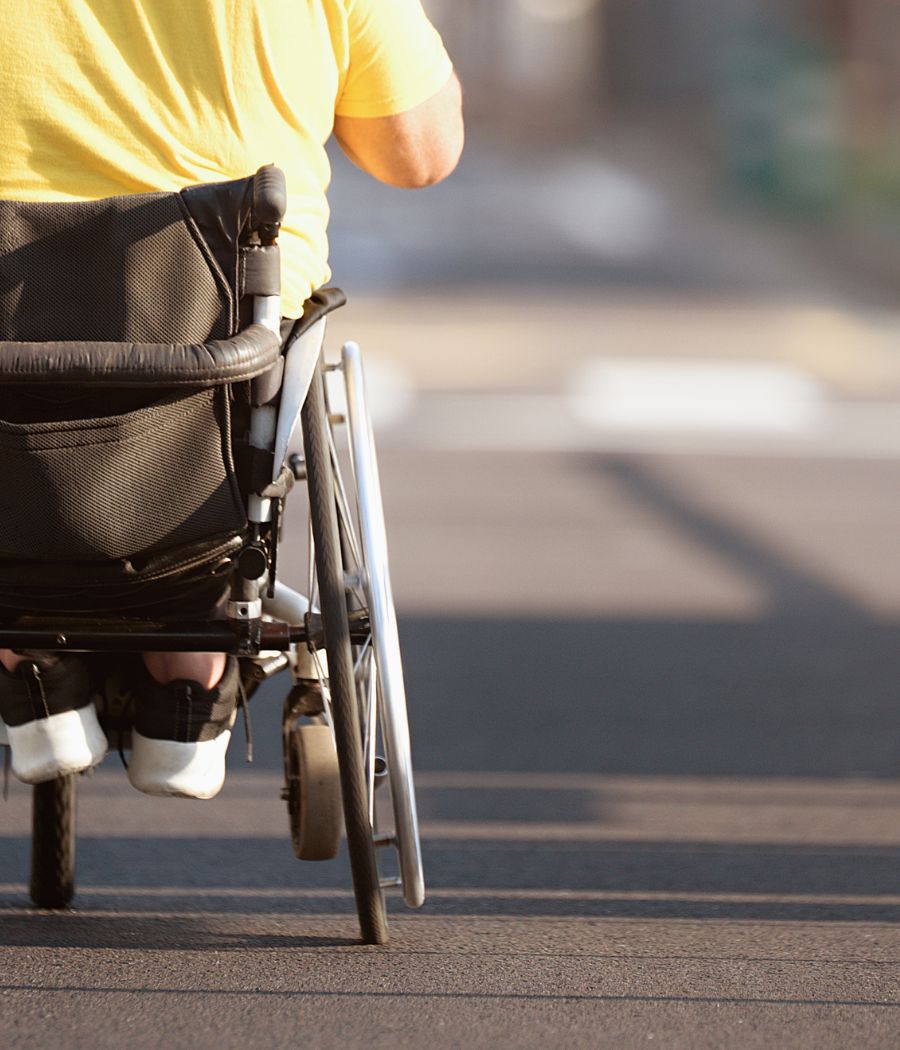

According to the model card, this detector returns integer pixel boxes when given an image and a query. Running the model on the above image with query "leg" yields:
[141,651,226,689]
[0,648,26,672]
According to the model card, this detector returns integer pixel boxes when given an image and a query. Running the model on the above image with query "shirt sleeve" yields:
[335,0,453,118]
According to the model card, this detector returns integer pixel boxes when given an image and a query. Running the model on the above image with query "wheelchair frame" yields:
[0,168,423,946]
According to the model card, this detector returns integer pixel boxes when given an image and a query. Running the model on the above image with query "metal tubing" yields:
[253,294,282,335]
[0,621,307,654]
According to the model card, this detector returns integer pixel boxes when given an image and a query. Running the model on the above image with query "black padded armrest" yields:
[0,323,280,387]
[281,287,347,344]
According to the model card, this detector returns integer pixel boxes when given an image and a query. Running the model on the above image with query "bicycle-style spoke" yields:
[327,423,366,581]
[299,346,424,932]
[364,653,378,824]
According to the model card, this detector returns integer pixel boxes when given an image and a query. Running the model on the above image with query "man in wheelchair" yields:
[0,0,463,802]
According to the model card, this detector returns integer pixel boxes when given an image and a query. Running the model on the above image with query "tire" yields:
[30,774,77,909]
[301,357,389,945]
[286,722,342,861]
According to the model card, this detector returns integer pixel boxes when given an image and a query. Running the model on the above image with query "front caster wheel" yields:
[285,720,342,862]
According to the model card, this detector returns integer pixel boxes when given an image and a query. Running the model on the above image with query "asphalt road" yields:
[2,440,900,1049]
[3,134,900,1047]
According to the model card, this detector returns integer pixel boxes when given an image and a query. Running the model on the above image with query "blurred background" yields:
[331,0,900,298]
[319,0,900,784]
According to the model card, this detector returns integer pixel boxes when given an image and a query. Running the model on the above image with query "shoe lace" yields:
[117,690,135,772]
[23,663,50,720]
[238,677,253,764]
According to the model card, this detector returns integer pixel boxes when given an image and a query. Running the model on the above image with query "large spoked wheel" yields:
[30,774,77,909]
[339,342,424,910]
[302,355,387,944]
[300,346,424,945]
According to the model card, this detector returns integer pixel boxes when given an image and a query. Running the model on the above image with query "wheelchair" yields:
[0,166,422,945]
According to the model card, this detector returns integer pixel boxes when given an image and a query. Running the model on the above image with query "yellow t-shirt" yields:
[0,0,452,315]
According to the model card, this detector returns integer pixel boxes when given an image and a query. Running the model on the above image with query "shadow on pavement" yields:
[238,452,900,779]
[0,912,360,951]
[399,454,900,780]
[2,833,898,929]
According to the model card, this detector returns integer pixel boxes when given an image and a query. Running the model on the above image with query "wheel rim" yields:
[306,345,424,909]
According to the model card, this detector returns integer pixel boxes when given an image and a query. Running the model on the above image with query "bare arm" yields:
[333,73,464,189]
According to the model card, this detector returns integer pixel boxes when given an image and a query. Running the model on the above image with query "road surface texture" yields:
[3,136,900,1047]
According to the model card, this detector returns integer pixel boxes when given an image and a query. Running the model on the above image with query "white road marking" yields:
[348,354,900,458]
[568,358,826,433]
[375,393,900,459]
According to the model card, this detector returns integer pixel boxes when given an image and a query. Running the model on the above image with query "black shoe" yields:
[127,658,239,799]
[0,654,107,783]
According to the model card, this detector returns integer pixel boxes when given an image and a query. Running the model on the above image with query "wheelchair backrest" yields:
[0,170,282,344]
[0,169,286,614]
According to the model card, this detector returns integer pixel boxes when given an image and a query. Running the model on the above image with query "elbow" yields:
[394,163,458,190]
[417,140,464,187]
[333,79,465,189]
[391,131,465,189]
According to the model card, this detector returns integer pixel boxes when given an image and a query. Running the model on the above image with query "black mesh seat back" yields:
[0,179,256,343]
[0,176,265,612]
[0,386,245,563]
